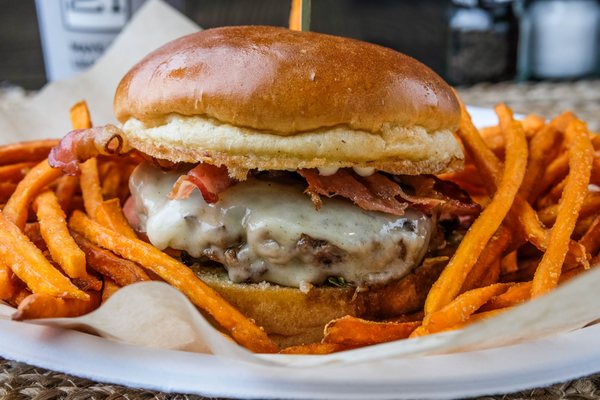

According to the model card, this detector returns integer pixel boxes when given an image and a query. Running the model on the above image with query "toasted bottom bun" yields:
[194,261,445,347]
[122,115,464,180]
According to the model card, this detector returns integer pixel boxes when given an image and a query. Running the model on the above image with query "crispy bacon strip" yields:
[298,169,480,216]
[48,125,130,175]
[169,163,234,203]
[400,175,481,215]
[360,173,410,203]
[299,169,408,215]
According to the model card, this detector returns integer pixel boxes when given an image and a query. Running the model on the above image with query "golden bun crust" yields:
[114,26,460,135]
[122,115,464,179]
[195,261,444,347]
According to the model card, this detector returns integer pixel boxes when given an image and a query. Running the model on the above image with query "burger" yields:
[105,26,477,346]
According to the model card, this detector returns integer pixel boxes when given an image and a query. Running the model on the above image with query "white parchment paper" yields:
[0,0,599,367]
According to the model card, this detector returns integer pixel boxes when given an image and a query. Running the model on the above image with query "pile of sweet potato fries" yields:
[0,101,598,354]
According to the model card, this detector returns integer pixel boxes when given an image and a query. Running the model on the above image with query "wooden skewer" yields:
[289,0,311,31]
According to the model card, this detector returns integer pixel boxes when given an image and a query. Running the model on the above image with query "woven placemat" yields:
[457,80,600,131]
[1,356,600,400]
[1,80,600,399]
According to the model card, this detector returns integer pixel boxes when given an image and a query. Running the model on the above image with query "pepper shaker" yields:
[446,0,519,85]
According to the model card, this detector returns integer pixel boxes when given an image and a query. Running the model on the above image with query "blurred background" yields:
[1,0,599,90]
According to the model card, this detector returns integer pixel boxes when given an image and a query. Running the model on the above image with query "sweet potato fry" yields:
[55,175,79,213]
[538,193,600,226]
[480,281,531,311]
[70,101,93,130]
[31,237,101,291]
[591,158,600,186]
[6,287,32,308]
[479,126,504,156]
[23,222,45,250]
[572,215,597,240]
[425,104,527,314]
[580,215,600,257]
[12,291,100,320]
[69,211,277,353]
[80,158,103,218]
[117,163,137,202]
[500,257,539,282]
[408,325,428,338]
[2,160,63,229]
[0,212,88,300]
[461,227,511,292]
[532,120,594,297]
[455,105,584,268]
[34,191,87,279]
[0,262,17,301]
[559,265,588,282]
[479,259,502,289]
[95,198,137,239]
[98,160,113,179]
[72,273,102,292]
[522,114,546,137]
[454,100,502,195]
[536,152,569,200]
[24,230,101,292]
[101,276,120,302]
[384,311,424,323]
[101,165,121,199]
[515,199,588,268]
[410,307,510,338]
[554,111,578,132]
[445,308,510,331]
[455,102,571,263]
[70,196,84,214]
[71,231,150,285]
[424,283,511,334]
[592,134,600,149]
[500,251,519,275]
[521,123,561,201]
[542,176,568,206]
[323,316,421,346]
[475,124,585,271]
[280,342,347,355]
[0,182,17,203]
[0,139,59,166]
[0,162,35,182]
[477,114,543,156]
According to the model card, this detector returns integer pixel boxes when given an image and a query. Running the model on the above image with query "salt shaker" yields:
[518,0,600,79]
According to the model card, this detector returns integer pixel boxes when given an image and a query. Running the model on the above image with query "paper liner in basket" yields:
[0,0,599,369]
[0,263,598,367]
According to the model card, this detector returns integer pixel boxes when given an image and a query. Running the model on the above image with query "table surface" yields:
[1,80,600,399]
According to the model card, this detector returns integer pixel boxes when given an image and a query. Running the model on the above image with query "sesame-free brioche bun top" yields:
[114,26,463,178]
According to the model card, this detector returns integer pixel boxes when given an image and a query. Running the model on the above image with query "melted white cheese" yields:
[129,163,433,288]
